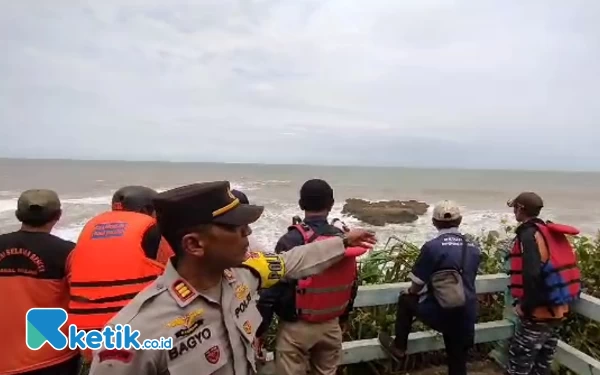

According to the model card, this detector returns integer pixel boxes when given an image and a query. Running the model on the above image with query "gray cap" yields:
[432,200,462,221]
[16,189,61,218]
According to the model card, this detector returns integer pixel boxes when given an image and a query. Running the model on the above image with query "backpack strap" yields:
[289,223,321,244]
[458,234,468,274]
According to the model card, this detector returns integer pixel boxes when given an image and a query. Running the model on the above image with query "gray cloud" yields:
[0,0,599,170]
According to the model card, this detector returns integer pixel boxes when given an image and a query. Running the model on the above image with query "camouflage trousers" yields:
[506,317,561,375]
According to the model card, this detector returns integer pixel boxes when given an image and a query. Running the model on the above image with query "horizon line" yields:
[0,156,598,174]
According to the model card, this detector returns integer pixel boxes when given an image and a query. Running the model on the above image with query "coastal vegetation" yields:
[332,222,600,374]
[79,222,600,375]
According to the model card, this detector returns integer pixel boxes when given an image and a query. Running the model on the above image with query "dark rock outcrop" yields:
[341,198,429,226]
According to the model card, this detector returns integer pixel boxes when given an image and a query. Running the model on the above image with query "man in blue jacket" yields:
[378,200,481,375]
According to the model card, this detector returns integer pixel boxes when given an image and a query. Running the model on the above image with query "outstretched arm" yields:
[241,230,376,290]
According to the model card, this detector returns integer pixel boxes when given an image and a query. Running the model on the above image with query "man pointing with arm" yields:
[88,181,376,375]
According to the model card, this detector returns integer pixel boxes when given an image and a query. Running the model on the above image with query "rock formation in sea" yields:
[341,198,430,226]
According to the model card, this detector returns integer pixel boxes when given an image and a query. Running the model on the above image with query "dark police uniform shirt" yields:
[409,228,481,328]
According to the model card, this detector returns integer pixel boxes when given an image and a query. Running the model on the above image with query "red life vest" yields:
[509,221,581,305]
[292,223,359,323]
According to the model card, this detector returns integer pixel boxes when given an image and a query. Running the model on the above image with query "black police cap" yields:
[153,181,264,232]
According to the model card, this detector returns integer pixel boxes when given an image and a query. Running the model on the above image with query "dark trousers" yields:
[20,355,81,375]
[394,293,472,375]
[506,317,561,375]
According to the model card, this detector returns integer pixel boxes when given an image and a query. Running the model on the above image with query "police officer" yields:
[88,181,376,375]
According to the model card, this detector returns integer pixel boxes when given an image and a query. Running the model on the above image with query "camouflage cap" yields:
[507,192,544,210]
[17,189,61,216]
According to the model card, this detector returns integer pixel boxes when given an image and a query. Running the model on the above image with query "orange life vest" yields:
[0,232,78,374]
[156,237,175,265]
[509,221,581,305]
[292,223,358,323]
[67,211,167,331]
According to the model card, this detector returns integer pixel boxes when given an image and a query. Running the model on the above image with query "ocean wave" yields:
[0,185,183,213]
[0,185,518,249]
[0,198,17,214]
[49,206,511,250]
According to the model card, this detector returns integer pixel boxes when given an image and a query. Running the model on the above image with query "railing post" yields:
[490,251,516,369]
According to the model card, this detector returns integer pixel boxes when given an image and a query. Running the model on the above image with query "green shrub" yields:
[337,224,600,374]
[79,224,600,375]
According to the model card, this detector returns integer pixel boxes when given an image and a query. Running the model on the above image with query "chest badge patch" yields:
[97,349,133,363]
[234,284,250,300]
[205,345,221,364]
[166,309,204,328]
[243,320,252,335]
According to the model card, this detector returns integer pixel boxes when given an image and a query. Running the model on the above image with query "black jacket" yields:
[256,216,359,337]
[514,218,547,316]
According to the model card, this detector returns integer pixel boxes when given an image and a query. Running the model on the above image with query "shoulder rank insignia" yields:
[172,279,195,302]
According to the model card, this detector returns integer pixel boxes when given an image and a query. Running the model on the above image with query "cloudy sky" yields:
[0,1,598,170]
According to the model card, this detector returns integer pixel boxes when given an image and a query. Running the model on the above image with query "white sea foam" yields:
[1,185,517,249]
[52,224,88,242]
[0,198,18,214]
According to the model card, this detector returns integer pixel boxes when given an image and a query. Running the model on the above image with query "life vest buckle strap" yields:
[70,292,140,304]
[298,302,349,316]
[70,275,158,288]
[540,278,581,290]
[69,306,124,315]
[301,285,353,294]
[541,263,579,276]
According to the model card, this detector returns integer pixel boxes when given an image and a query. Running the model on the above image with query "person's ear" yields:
[181,232,206,258]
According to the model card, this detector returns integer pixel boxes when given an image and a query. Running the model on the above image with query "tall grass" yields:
[334,223,600,374]
[79,223,600,375]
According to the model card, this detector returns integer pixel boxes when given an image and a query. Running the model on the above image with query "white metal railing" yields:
[258,273,600,375]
